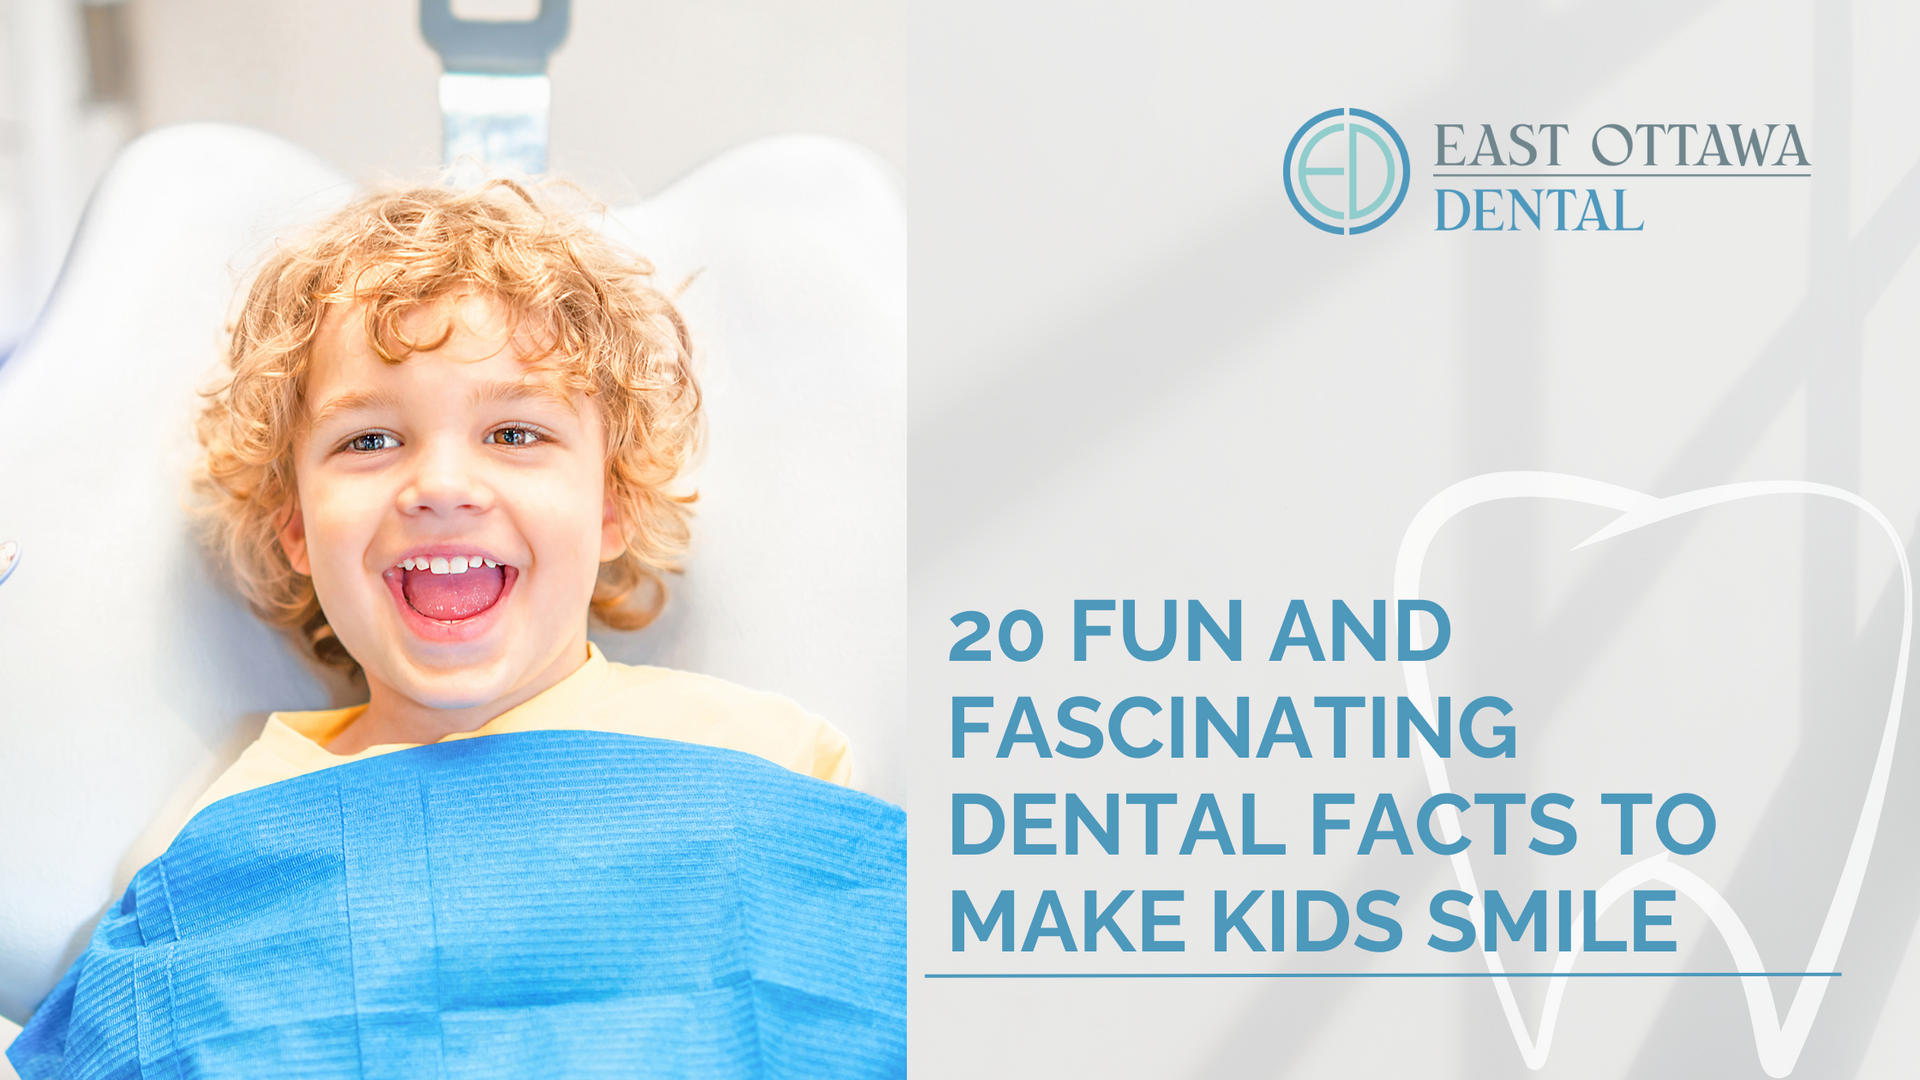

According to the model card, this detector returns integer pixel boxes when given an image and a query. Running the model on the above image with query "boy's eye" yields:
[341,431,400,453]
[486,426,545,447]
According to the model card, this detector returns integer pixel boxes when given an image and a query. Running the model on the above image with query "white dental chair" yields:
[0,117,905,1034]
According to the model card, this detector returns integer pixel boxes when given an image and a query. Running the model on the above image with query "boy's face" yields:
[280,292,622,713]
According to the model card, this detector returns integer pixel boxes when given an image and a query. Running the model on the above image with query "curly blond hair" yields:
[196,180,700,675]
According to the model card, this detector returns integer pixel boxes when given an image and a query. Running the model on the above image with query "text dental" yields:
[1433,122,1810,232]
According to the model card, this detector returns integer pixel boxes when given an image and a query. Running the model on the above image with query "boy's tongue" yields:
[403,564,506,620]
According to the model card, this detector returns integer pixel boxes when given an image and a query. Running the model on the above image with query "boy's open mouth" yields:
[394,555,512,621]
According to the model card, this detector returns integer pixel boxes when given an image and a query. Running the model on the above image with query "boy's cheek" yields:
[502,474,612,535]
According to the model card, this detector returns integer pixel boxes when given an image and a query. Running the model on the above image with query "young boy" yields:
[9,183,904,1078]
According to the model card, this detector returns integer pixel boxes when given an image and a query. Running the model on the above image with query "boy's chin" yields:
[383,661,524,711]
[342,611,588,716]
[400,682,510,713]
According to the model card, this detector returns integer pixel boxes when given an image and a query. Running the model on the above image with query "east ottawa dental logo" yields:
[1434,122,1811,232]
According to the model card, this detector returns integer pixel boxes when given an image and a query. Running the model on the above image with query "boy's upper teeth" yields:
[399,556,501,573]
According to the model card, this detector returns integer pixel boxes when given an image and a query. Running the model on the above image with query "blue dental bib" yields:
[10,731,906,1079]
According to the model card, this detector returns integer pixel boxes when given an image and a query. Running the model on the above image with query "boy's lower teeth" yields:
[402,565,506,620]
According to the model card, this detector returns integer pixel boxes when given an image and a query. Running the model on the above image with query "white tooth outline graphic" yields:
[1396,474,1909,1077]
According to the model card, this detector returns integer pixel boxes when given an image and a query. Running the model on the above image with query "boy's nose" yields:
[396,441,494,516]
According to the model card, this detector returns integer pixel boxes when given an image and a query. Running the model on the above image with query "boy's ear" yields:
[276,502,312,576]
[599,494,626,563]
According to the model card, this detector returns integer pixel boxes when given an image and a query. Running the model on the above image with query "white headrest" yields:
[0,124,904,1021]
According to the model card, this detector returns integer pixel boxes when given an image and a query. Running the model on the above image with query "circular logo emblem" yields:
[1284,108,1411,234]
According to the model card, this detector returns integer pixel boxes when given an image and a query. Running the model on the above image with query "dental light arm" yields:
[419,0,571,179]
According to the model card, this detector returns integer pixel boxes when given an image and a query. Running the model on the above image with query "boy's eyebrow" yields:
[305,387,407,430]
[305,380,580,431]
[470,378,581,415]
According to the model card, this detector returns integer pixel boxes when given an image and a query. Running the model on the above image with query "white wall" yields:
[0,0,902,347]
[125,0,903,198]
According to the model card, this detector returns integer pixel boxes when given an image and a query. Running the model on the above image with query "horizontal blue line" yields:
[924,971,1841,980]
